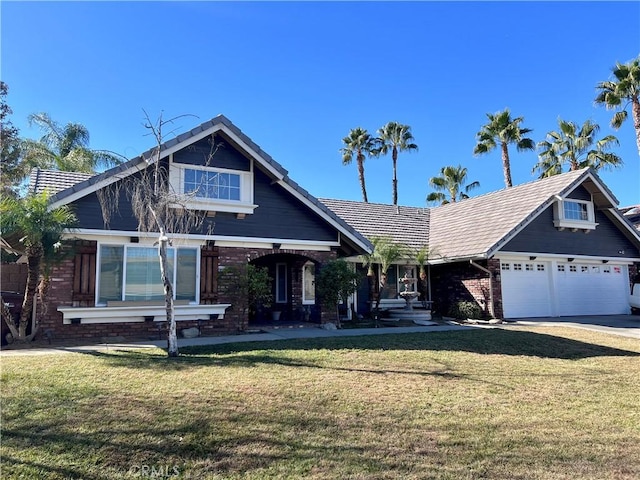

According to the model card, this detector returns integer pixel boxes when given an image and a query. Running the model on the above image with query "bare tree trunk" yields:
[158,232,178,357]
[633,96,640,157]
[500,142,512,188]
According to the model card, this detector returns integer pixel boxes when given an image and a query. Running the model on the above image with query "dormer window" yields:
[169,164,257,215]
[553,198,597,231]
[184,169,241,201]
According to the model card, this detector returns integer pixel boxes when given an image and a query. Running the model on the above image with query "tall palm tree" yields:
[340,127,376,202]
[595,56,640,156]
[375,122,418,205]
[21,113,124,174]
[473,109,535,188]
[426,165,480,205]
[0,191,76,342]
[533,119,622,178]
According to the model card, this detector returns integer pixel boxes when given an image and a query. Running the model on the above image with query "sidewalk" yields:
[0,323,471,356]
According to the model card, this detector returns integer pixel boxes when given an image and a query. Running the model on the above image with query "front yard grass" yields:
[1,326,639,479]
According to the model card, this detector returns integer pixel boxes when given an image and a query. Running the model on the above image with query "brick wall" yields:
[430,259,501,319]
[39,242,338,342]
[1,263,28,293]
[217,246,337,328]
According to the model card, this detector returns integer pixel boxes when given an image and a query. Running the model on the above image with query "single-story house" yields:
[323,168,640,319]
[9,116,640,341]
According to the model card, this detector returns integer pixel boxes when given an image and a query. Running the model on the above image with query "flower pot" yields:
[271,310,282,321]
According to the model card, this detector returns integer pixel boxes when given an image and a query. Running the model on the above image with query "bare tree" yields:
[98,112,218,356]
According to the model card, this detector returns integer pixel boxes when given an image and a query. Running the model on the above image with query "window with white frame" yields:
[97,245,198,305]
[185,169,241,201]
[553,198,597,230]
[169,164,255,214]
[302,262,315,305]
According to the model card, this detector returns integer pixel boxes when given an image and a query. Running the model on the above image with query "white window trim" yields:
[169,163,257,214]
[553,198,598,230]
[96,243,200,306]
[302,261,316,305]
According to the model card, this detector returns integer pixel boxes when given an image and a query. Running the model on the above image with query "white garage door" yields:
[556,263,629,316]
[500,261,553,318]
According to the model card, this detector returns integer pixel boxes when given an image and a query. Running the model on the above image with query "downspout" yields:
[469,260,495,319]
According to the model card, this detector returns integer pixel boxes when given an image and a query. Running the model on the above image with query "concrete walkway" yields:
[1,314,637,357]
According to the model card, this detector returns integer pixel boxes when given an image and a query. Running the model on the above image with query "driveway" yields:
[507,314,640,339]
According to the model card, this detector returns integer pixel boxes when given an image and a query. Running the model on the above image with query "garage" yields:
[500,260,630,318]
[555,263,630,316]
[500,261,553,318]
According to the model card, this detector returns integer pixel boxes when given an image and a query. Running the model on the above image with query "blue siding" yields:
[501,204,640,258]
[172,135,250,171]
[69,143,337,242]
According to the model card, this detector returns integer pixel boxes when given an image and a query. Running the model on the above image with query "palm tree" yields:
[375,122,418,205]
[340,127,377,202]
[595,56,640,156]
[0,191,76,342]
[473,109,535,188]
[21,113,124,174]
[533,119,622,178]
[426,165,480,205]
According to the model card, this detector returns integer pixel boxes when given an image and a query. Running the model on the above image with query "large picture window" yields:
[98,245,198,305]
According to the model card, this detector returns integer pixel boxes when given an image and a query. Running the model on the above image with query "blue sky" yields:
[2,1,639,207]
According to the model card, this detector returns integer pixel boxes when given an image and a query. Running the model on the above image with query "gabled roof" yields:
[45,115,372,253]
[322,168,639,262]
[428,168,624,260]
[318,199,429,252]
[29,168,93,195]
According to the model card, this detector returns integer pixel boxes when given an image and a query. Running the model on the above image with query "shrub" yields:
[448,301,483,319]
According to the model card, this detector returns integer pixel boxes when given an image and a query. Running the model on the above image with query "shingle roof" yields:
[29,168,93,195]
[318,199,429,252]
[428,168,605,259]
[322,168,630,261]
[44,115,372,252]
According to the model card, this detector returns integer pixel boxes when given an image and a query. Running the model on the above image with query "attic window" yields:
[553,198,597,231]
[169,164,257,215]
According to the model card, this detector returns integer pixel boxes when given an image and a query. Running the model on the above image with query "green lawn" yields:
[1,327,639,479]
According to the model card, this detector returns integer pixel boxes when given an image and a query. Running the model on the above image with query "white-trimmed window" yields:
[185,169,241,201]
[97,245,198,305]
[553,198,597,230]
[302,262,316,305]
[169,164,256,214]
